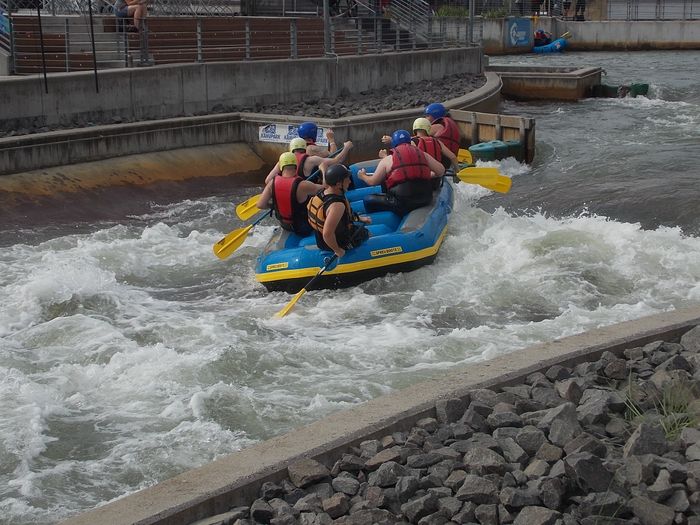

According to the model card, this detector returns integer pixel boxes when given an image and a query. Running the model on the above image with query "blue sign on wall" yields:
[506,18,531,48]
[0,12,9,35]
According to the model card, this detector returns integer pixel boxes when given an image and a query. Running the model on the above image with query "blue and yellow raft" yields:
[254,161,454,293]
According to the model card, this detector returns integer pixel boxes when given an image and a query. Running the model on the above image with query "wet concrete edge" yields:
[59,304,700,525]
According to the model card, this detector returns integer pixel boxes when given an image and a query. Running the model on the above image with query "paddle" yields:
[235,194,262,222]
[212,210,272,260]
[456,166,512,193]
[235,145,346,221]
[457,148,473,164]
[275,254,337,318]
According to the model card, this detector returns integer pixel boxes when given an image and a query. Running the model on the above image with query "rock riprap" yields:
[194,325,700,525]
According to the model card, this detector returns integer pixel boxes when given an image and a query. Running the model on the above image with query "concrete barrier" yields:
[488,65,603,101]
[0,70,513,177]
[59,305,700,525]
[0,47,483,134]
[0,143,266,197]
[480,17,700,55]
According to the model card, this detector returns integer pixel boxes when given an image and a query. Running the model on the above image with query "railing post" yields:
[376,15,382,53]
[357,17,362,54]
[196,18,202,62]
[138,22,150,66]
[290,18,297,58]
[330,17,335,54]
[64,17,69,72]
[469,0,475,44]
[245,18,250,60]
[323,0,331,56]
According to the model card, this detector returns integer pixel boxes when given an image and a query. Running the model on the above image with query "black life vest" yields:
[271,175,309,234]
[307,190,355,250]
[386,143,432,190]
[434,116,461,156]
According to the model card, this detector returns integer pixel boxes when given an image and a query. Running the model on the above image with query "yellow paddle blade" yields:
[212,224,253,260]
[560,31,572,39]
[275,288,308,318]
[457,148,473,165]
[457,167,512,194]
[235,194,263,221]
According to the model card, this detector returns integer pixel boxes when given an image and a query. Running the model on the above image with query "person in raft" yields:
[264,137,353,185]
[256,152,324,236]
[357,129,445,216]
[307,164,371,259]
[297,121,338,158]
[424,102,461,158]
[378,117,457,171]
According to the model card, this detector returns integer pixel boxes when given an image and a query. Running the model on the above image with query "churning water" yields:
[1,51,699,524]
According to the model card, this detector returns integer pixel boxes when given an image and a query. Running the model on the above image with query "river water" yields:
[0,51,699,524]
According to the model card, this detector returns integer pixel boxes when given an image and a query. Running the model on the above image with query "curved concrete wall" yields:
[0,71,503,176]
[0,47,483,135]
[59,305,700,525]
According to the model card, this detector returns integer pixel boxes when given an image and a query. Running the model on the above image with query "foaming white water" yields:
[2,182,700,524]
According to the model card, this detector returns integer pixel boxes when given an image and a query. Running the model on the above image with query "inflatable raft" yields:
[255,161,454,293]
[533,36,568,53]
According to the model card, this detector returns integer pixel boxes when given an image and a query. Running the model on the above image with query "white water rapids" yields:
[1,51,699,524]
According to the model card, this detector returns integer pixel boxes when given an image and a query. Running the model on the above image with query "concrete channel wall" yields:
[488,65,603,101]
[0,47,482,134]
[59,305,700,525]
[479,18,700,54]
[0,69,511,176]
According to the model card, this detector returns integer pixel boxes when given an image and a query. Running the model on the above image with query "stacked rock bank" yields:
[195,325,700,525]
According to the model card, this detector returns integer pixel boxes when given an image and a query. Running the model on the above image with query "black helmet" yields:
[324,164,350,186]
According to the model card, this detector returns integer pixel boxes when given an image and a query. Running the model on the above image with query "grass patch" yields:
[624,376,699,440]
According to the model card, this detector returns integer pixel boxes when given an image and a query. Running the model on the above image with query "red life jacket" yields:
[414,136,442,163]
[272,175,304,231]
[386,143,431,190]
[434,116,460,155]
[294,151,309,178]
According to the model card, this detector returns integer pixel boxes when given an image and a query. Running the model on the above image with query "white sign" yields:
[258,123,328,146]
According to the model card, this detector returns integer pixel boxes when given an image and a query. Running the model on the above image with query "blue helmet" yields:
[298,122,318,141]
[425,103,447,120]
[391,129,412,149]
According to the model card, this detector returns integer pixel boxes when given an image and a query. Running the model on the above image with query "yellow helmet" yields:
[289,138,307,152]
[412,117,432,134]
[279,152,297,169]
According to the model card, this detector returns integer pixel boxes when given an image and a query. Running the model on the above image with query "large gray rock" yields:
[681,325,700,352]
[563,452,613,492]
[288,459,331,488]
[512,506,561,525]
[436,398,467,424]
[462,446,507,475]
[629,496,674,525]
[455,474,499,504]
[400,493,439,523]
[623,422,669,458]
[541,403,582,447]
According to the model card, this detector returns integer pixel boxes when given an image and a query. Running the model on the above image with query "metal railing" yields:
[385,0,433,42]
[7,13,480,74]
[608,0,698,19]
